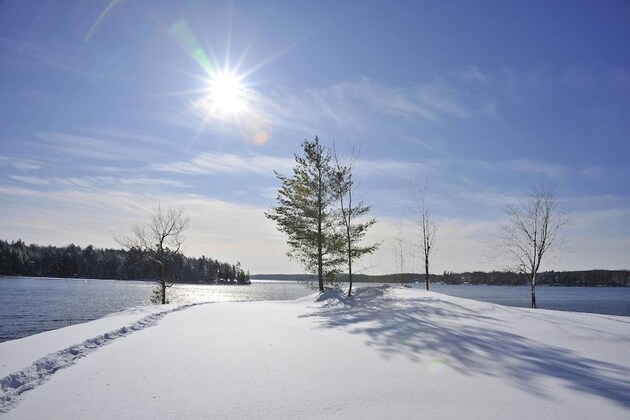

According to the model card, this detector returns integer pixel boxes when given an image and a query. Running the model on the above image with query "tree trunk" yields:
[425,251,430,291]
[530,274,537,308]
[347,245,352,297]
[317,223,323,292]
[317,174,324,292]
[161,263,166,304]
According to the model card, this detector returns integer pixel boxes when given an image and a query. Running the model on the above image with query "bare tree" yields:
[411,178,437,290]
[391,219,407,284]
[117,205,190,304]
[496,181,569,308]
[333,147,379,297]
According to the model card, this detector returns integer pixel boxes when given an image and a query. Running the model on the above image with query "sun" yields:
[208,71,246,114]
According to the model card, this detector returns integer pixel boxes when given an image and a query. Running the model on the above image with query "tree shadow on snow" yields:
[301,286,630,408]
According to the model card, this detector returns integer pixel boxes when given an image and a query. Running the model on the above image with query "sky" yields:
[0,0,629,275]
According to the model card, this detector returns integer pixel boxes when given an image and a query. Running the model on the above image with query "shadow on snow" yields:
[301,286,630,408]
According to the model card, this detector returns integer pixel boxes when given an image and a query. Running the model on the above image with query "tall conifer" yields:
[266,137,344,292]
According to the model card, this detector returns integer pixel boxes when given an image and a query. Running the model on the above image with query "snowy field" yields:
[1,286,628,419]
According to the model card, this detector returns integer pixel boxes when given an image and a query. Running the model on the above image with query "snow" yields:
[1,286,629,419]
[0,305,187,379]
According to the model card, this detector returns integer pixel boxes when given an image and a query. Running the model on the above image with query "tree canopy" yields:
[495,181,570,308]
[0,239,250,285]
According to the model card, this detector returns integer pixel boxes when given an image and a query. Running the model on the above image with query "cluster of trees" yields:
[441,271,528,285]
[390,179,570,308]
[266,137,577,309]
[0,239,250,286]
[537,270,630,287]
[266,137,379,296]
[440,270,629,287]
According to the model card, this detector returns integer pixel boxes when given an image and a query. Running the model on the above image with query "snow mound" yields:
[315,284,392,305]
[315,288,348,303]
[0,303,199,414]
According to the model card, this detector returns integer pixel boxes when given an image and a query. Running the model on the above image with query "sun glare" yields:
[208,71,246,114]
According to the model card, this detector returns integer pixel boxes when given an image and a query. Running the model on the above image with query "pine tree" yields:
[266,137,344,292]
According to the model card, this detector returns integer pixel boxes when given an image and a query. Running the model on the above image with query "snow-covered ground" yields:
[1,286,628,419]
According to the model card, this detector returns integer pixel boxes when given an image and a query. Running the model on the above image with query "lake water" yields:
[1,277,628,342]
[420,283,630,317]
[0,277,313,342]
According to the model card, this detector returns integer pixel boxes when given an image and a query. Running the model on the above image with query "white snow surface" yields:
[1,286,628,419]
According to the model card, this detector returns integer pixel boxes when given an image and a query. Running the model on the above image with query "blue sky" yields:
[1,0,628,274]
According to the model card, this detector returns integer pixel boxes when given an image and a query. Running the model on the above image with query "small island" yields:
[0,238,251,288]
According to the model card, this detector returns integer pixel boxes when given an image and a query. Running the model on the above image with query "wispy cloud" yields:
[116,177,188,187]
[0,156,45,171]
[565,194,630,213]
[153,150,445,181]
[356,158,441,179]
[9,175,50,185]
[497,159,569,179]
[170,66,529,143]
[308,79,436,120]
[6,174,188,189]
[363,156,570,182]
[151,152,574,197]
[82,129,179,148]
[402,136,446,155]
[416,79,474,119]
[34,130,179,162]
[37,132,137,161]
[579,165,624,180]
[152,152,293,176]
[285,67,507,126]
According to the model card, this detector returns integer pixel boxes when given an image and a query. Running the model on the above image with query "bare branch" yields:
[492,180,570,308]
[409,176,438,290]
[115,205,190,304]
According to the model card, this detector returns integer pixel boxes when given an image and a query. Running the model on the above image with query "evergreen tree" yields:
[266,136,344,292]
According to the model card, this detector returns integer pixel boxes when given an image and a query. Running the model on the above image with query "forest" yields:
[0,239,250,285]
[252,270,630,287]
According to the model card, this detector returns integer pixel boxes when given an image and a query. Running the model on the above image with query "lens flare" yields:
[428,359,447,376]
[170,20,215,75]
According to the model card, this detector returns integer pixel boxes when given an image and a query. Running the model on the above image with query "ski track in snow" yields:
[0,303,201,414]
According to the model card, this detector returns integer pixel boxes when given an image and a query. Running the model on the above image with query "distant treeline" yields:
[0,239,250,284]
[252,270,630,287]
